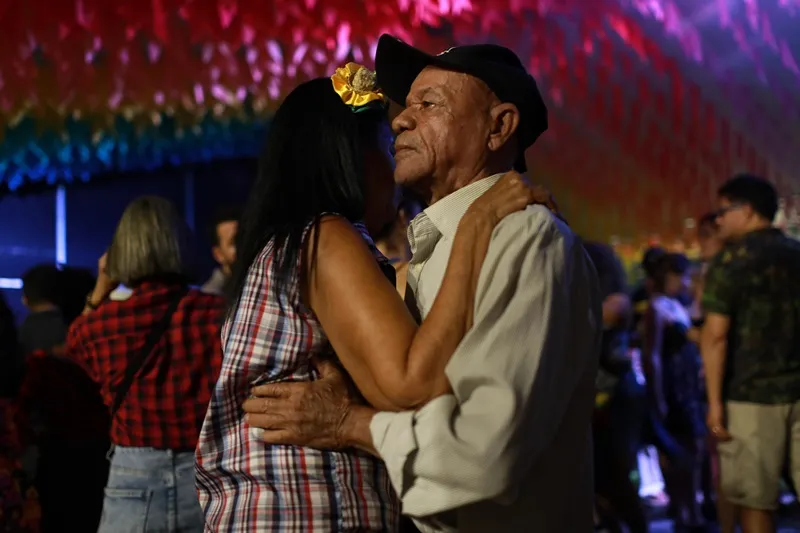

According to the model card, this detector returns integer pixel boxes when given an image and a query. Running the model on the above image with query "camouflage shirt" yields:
[702,228,800,404]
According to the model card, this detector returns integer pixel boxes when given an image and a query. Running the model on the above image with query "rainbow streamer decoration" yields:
[0,0,798,247]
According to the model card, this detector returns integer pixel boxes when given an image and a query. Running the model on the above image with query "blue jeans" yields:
[98,446,204,533]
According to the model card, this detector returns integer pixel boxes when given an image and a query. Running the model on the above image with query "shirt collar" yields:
[418,174,504,240]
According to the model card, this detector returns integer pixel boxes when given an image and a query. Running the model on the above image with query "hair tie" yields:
[331,63,388,113]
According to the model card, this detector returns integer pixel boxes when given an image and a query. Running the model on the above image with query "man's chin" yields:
[393,164,429,189]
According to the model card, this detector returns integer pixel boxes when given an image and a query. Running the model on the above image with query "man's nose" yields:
[391,107,414,135]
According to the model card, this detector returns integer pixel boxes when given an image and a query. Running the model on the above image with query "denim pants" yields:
[98,446,204,533]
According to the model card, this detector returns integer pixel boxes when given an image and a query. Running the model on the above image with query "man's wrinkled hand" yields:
[242,357,356,450]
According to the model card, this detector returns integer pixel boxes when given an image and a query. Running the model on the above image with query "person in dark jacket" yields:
[584,241,648,533]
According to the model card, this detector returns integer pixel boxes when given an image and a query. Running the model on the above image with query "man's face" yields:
[391,67,494,199]
[213,220,237,273]
[715,197,750,241]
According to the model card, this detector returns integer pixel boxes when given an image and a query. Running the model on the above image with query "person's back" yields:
[196,75,402,532]
[18,264,67,356]
[69,282,223,447]
[491,213,599,532]
[18,310,66,355]
[197,222,399,531]
[69,279,223,533]
[468,206,603,532]
[411,203,600,532]
[66,196,224,533]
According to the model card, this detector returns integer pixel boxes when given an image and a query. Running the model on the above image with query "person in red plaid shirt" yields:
[66,196,224,533]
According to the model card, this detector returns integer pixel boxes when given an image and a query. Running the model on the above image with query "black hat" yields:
[375,34,548,172]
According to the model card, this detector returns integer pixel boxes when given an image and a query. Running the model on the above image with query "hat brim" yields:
[375,35,438,107]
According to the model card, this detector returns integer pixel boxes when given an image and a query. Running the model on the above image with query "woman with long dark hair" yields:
[196,65,541,531]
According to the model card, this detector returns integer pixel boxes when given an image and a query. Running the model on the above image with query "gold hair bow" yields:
[331,63,388,111]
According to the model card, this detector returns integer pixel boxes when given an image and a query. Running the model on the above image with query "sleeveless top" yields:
[196,219,400,532]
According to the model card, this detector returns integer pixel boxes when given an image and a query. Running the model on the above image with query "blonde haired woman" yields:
[66,196,224,533]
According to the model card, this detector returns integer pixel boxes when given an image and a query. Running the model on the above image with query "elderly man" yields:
[244,35,602,532]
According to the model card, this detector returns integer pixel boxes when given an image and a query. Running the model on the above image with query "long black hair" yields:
[227,77,388,316]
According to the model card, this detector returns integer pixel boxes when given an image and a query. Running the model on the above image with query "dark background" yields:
[0,158,257,323]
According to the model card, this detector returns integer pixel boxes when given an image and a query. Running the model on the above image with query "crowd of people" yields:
[0,33,799,533]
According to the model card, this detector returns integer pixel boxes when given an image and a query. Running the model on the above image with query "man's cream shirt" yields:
[370,175,602,532]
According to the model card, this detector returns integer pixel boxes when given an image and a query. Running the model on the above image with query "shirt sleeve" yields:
[702,251,736,316]
[65,315,98,382]
[370,206,599,520]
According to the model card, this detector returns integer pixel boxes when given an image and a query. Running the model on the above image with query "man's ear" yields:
[487,102,520,154]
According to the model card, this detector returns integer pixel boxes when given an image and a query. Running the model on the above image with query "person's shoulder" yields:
[314,215,376,259]
[81,297,125,324]
[582,240,617,268]
[582,240,613,256]
[491,206,583,276]
[495,204,572,246]
[707,241,745,275]
[185,288,226,315]
[313,215,363,242]
[767,232,800,256]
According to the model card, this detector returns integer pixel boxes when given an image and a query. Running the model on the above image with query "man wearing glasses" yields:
[701,173,800,533]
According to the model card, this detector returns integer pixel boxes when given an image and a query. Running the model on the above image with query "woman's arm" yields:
[642,304,668,418]
[306,211,496,412]
[305,175,541,412]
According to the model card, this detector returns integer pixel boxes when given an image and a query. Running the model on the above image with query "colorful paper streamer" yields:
[0,0,798,244]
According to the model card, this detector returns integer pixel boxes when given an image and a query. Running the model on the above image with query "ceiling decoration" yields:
[0,0,798,242]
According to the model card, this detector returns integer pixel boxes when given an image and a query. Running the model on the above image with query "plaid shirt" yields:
[196,221,400,532]
[66,280,224,450]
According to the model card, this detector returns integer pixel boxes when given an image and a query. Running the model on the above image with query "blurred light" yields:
[56,185,67,264]
[0,278,23,290]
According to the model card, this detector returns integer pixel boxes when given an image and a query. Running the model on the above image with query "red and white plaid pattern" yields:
[66,281,224,450]
[196,220,400,532]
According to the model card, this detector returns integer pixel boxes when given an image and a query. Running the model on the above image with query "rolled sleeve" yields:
[370,409,417,490]
[372,207,599,521]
